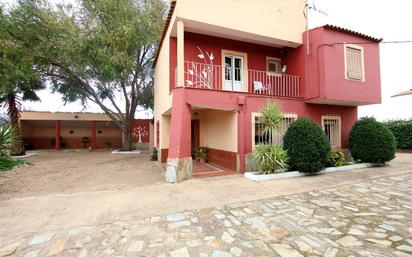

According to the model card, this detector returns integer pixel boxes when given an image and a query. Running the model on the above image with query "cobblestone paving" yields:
[1,172,411,257]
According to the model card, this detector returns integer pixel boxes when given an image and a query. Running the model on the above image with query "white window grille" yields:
[322,115,341,148]
[253,113,297,147]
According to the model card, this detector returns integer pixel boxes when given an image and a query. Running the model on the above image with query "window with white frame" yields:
[322,115,341,148]
[345,44,364,81]
[253,113,297,147]
[266,58,281,74]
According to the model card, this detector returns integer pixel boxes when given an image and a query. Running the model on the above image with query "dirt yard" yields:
[0,150,164,200]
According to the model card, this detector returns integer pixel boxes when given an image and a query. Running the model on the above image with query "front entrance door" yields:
[224,55,243,92]
[191,120,200,157]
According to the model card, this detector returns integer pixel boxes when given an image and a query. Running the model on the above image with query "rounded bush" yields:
[349,117,396,163]
[283,118,331,173]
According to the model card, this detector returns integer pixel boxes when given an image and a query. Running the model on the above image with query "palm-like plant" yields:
[0,123,17,157]
[258,100,283,137]
[252,100,289,174]
[251,144,288,174]
[1,7,44,155]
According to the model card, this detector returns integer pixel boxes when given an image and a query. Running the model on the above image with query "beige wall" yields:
[31,126,54,137]
[175,0,305,47]
[149,122,154,149]
[20,112,116,121]
[199,109,237,152]
[96,127,122,138]
[153,5,176,150]
[21,124,121,138]
[160,115,171,149]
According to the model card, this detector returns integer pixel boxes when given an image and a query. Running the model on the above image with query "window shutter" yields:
[346,47,363,80]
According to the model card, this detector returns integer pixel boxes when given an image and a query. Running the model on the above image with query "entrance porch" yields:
[20,119,122,150]
[165,102,240,182]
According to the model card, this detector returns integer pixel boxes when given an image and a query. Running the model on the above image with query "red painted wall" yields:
[304,27,381,104]
[132,119,151,143]
[184,32,283,72]
[178,30,381,105]
[177,88,357,153]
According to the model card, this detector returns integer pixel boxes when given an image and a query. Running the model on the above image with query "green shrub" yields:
[251,144,288,174]
[150,147,158,161]
[329,150,345,167]
[0,124,17,157]
[349,117,396,163]
[0,157,27,171]
[194,147,208,162]
[383,119,412,149]
[283,118,331,173]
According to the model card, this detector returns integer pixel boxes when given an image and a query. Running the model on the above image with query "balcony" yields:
[178,61,302,99]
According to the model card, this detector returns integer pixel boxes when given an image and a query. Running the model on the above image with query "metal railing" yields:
[248,69,300,98]
[180,61,301,98]
[183,61,222,90]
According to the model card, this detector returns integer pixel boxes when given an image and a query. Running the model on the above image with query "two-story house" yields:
[153,0,382,182]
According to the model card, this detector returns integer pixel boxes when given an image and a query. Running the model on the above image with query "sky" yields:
[1,0,412,120]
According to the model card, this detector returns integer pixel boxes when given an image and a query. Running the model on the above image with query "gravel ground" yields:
[0,150,164,200]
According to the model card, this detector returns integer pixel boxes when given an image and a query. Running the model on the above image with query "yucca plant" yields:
[258,100,283,137]
[195,147,208,162]
[251,101,289,174]
[251,144,289,174]
[0,123,17,157]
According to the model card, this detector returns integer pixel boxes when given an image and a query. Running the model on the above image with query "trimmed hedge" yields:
[283,118,331,173]
[349,117,396,163]
[383,119,412,149]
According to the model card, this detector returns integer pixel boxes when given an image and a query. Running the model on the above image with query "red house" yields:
[153,0,382,182]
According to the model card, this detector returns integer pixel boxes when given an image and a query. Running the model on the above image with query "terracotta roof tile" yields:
[322,24,383,42]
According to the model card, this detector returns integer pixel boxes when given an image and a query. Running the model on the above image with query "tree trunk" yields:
[121,120,133,151]
[8,94,25,156]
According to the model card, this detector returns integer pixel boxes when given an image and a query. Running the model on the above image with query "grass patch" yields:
[0,157,27,171]
[339,161,353,166]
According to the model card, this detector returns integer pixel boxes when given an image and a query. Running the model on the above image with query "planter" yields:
[245,163,376,182]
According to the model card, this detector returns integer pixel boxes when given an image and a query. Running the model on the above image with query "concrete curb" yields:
[245,163,375,182]
[111,150,141,155]
[11,152,37,159]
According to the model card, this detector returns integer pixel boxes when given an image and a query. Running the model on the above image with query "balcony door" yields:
[224,55,243,92]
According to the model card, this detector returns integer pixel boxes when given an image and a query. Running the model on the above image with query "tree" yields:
[7,0,166,151]
[0,6,44,155]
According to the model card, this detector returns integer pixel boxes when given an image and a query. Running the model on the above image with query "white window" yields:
[322,115,341,148]
[224,55,244,92]
[266,58,281,74]
[344,44,364,81]
[253,112,297,147]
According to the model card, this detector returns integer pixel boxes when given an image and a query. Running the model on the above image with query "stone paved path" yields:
[1,172,411,257]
